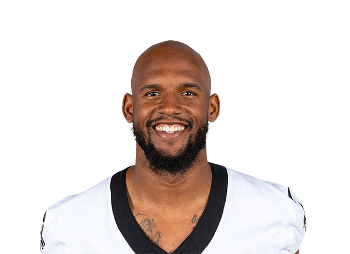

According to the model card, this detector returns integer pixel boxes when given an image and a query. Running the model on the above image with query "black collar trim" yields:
[110,163,228,254]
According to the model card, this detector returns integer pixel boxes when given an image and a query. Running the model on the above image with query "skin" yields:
[122,41,299,254]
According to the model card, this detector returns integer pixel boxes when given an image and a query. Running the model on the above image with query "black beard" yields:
[132,120,208,176]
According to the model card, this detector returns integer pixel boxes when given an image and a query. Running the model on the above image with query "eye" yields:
[182,91,195,96]
[145,91,160,97]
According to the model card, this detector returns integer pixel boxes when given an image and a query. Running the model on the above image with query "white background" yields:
[0,0,350,254]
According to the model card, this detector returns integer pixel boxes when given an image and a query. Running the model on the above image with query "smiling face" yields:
[123,41,220,175]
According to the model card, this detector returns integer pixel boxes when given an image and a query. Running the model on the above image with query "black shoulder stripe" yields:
[288,187,294,201]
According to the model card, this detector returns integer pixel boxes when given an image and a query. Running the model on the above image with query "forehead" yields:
[131,46,210,94]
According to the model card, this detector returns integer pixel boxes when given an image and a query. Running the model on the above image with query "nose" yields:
[157,92,183,116]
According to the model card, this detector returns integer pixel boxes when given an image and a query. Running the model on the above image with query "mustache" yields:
[146,115,193,129]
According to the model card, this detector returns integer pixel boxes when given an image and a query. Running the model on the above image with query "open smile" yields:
[151,122,189,140]
[155,124,186,133]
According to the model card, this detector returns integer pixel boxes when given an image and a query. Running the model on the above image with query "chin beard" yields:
[132,121,208,176]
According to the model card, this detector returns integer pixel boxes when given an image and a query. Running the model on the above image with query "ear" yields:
[122,93,133,123]
[208,93,220,122]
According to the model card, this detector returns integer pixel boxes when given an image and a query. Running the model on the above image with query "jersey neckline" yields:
[110,162,228,254]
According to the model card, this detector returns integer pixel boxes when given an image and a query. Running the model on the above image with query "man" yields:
[40,41,305,254]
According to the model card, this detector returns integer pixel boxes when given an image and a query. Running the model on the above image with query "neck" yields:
[125,147,212,215]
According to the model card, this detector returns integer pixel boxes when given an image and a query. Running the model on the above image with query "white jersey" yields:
[40,163,306,254]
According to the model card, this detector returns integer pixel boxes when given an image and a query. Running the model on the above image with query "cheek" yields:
[185,106,208,128]
[133,102,155,126]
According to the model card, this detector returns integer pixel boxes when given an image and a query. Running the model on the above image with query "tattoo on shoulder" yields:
[191,214,200,226]
[135,213,161,246]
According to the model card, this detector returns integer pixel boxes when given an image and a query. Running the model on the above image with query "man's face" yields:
[125,44,217,175]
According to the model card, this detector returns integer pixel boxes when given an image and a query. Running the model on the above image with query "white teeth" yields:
[165,125,174,133]
[156,124,185,133]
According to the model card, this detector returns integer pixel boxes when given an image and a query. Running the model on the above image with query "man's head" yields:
[123,40,220,175]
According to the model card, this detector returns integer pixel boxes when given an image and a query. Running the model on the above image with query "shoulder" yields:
[210,163,305,220]
[225,166,305,211]
[41,176,114,253]
[225,166,306,227]
[47,176,112,217]
[211,165,306,253]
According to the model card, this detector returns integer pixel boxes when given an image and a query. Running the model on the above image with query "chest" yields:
[109,163,229,253]
[134,212,200,253]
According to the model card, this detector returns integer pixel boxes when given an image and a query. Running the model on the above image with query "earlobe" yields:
[208,94,220,122]
[122,93,133,123]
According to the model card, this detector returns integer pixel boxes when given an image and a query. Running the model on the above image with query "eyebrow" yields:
[138,84,161,94]
[138,83,202,94]
[180,82,202,92]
